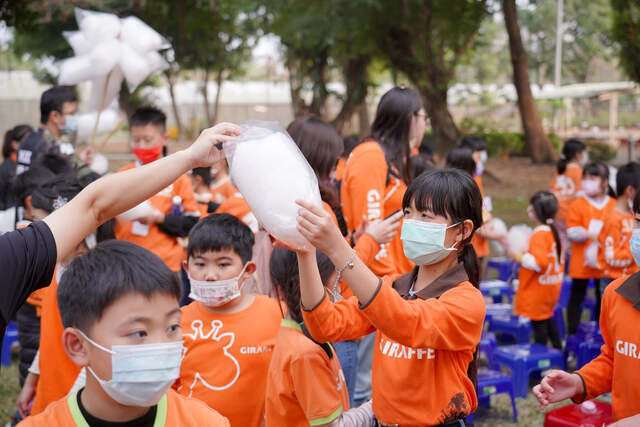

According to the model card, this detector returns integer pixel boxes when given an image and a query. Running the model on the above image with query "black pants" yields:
[531,318,562,349]
[567,278,601,335]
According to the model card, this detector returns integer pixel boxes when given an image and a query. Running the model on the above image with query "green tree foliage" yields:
[611,0,640,83]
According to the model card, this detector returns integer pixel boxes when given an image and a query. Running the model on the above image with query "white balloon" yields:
[120,16,168,54]
[58,56,94,85]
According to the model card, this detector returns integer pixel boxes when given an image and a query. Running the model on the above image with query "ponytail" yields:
[557,139,587,174]
[548,221,562,260]
[530,191,562,258]
[556,157,569,175]
[458,243,480,289]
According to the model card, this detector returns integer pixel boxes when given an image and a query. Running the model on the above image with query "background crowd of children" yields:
[0,83,638,426]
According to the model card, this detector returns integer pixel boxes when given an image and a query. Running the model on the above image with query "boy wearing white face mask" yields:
[19,240,230,426]
[175,213,281,426]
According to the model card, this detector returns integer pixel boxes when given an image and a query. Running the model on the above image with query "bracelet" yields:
[328,250,356,302]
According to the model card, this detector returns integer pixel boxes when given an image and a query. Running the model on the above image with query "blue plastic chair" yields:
[479,331,498,370]
[1,321,18,366]
[484,303,513,324]
[480,280,513,303]
[581,295,597,321]
[476,368,519,422]
[558,276,572,309]
[488,315,532,344]
[577,332,604,369]
[494,343,565,398]
[487,257,519,282]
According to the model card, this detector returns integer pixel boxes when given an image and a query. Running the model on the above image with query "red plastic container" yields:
[544,400,616,427]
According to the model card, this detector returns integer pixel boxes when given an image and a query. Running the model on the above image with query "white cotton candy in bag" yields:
[63,31,91,56]
[507,224,533,254]
[117,200,153,222]
[90,153,110,175]
[89,67,123,111]
[145,51,169,74]
[120,16,168,54]
[226,121,321,250]
[58,56,94,85]
[90,39,122,78]
[490,217,507,254]
[76,109,121,143]
[75,8,121,45]
[120,44,151,91]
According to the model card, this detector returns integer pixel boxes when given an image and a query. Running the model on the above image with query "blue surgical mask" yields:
[480,151,488,164]
[630,229,640,267]
[61,114,78,135]
[401,219,460,265]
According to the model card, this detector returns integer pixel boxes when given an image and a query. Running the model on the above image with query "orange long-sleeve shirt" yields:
[340,141,411,276]
[567,196,616,279]
[31,267,81,415]
[597,207,639,279]
[514,226,563,321]
[573,273,640,420]
[302,264,485,426]
[549,163,583,222]
[115,163,200,271]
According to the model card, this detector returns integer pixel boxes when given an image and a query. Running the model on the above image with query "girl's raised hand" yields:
[365,210,403,245]
[296,199,344,255]
[532,370,583,410]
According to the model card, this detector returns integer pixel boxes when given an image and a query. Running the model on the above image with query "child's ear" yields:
[460,219,474,242]
[182,259,189,273]
[243,261,257,277]
[62,328,90,367]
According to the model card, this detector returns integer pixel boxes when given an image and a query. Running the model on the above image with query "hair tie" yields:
[546,218,554,225]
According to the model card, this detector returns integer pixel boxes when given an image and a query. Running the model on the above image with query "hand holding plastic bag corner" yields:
[225,121,322,250]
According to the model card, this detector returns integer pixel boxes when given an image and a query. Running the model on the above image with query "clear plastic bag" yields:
[58,56,93,85]
[120,16,168,54]
[507,224,534,254]
[490,217,508,255]
[63,31,91,56]
[225,121,322,250]
[89,67,124,111]
[75,8,121,45]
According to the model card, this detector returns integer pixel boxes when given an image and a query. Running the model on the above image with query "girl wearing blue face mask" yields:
[293,169,485,427]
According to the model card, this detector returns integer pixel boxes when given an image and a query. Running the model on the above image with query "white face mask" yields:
[579,152,589,167]
[189,264,247,307]
[401,219,460,266]
[581,179,602,197]
[77,330,183,407]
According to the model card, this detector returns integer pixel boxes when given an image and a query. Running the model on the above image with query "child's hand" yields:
[186,122,242,168]
[365,211,403,245]
[296,199,344,255]
[532,370,583,410]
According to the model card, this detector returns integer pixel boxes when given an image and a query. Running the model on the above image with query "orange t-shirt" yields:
[567,196,616,279]
[31,267,81,415]
[597,207,639,279]
[217,192,258,233]
[210,177,236,204]
[573,274,640,420]
[20,389,230,426]
[549,163,583,222]
[302,276,485,426]
[471,176,490,259]
[514,226,563,321]
[265,319,349,427]
[115,163,199,271]
[175,295,281,427]
[334,158,346,182]
[340,141,411,276]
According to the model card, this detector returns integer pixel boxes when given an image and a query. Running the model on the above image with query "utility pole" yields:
[554,0,564,87]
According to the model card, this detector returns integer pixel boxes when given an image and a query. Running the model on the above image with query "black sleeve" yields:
[157,214,199,238]
[0,221,57,329]
[207,201,220,213]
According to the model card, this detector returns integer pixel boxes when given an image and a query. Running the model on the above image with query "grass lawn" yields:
[0,358,20,425]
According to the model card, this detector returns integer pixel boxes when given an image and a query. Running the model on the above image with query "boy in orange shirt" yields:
[510,191,564,348]
[115,107,200,272]
[533,191,640,425]
[175,213,281,426]
[20,240,229,426]
[597,162,640,300]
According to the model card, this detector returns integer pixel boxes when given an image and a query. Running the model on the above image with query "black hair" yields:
[370,86,423,183]
[616,162,640,198]
[30,175,83,214]
[40,87,77,125]
[269,247,335,324]
[460,136,487,153]
[129,106,167,132]
[418,140,434,158]
[557,139,586,174]
[58,240,181,331]
[287,116,344,210]
[583,162,615,198]
[445,146,476,177]
[3,124,32,158]
[191,167,213,187]
[530,191,561,259]
[632,188,640,215]
[12,166,56,207]
[411,152,436,179]
[187,213,254,264]
[342,134,361,158]
[34,153,75,176]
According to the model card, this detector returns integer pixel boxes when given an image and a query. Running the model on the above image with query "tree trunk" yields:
[332,55,371,134]
[164,70,183,138]
[309,49,330,119]
[286,57,308,118]
[358,101,371,137]
[503,0,557,163]
[202,68,212,126]
[415,83,460,156]
[212,69,224,124]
